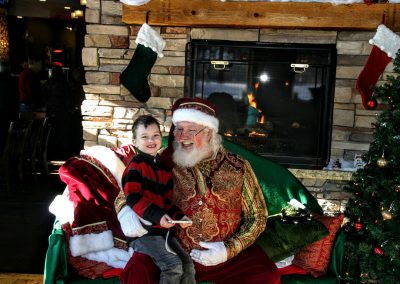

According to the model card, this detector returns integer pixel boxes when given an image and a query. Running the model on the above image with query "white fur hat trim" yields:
[172,108,219,132]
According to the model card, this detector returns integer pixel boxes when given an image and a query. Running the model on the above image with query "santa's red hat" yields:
[171,97,219,132]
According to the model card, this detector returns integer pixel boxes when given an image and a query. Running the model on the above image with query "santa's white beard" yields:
[172,141,212,168]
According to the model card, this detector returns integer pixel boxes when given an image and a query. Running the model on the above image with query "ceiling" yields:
[7,0,84,19]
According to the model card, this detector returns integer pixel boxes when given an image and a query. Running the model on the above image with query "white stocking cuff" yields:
[136,23,166,58]
[369,24,400,58]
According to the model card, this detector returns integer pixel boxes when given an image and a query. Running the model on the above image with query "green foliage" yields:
[343,50,400,283]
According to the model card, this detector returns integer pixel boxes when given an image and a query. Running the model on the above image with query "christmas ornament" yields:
[354,222,363,231]
[120,23,165,102]
[377,153,388,168]
[356,25,400,109]
[381,208,393,220]
[395,185,400,192]
[381,202,394,220]
[366,98,378,110]
[374,246,384,255]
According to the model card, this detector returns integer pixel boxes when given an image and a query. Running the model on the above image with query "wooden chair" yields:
[0,120,33,194]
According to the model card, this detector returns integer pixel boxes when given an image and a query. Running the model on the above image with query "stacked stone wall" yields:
[82,0,395,212]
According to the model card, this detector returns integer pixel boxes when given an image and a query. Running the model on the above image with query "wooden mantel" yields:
[122,0,400,31]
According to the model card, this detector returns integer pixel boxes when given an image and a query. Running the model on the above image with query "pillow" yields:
[223,139,324,216]
[292,214,344,278]
[256,215,329,262]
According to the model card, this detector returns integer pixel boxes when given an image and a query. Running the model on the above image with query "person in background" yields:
[18,56,45,112]
[44,66,78,160]
[120,115,196,284]
[0,61,19,154]
[45,66,73,117]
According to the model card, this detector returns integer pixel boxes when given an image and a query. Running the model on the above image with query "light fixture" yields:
[259,73,269,82]
[64,6,71,10]
[71,11,77,18]
[80,0,87,5]
[74,10,84,17]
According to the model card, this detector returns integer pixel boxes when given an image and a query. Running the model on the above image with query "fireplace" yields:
[184,40,337,169]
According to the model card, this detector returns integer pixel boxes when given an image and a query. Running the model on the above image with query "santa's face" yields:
[172,121,213,167]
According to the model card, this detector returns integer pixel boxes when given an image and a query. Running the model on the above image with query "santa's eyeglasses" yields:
[174,127,206,139]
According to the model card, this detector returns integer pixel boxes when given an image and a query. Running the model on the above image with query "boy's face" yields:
[133,123,162,156]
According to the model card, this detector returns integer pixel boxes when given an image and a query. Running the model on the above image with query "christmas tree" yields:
[343,49,400,283]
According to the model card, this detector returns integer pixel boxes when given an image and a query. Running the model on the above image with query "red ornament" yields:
[366,98,378,110]
[354,222,363,231]
[374,247,384,255]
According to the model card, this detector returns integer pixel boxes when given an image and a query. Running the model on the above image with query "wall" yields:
[81,0,395,213]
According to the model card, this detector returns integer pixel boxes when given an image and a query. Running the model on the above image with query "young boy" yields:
[122,115,196,284]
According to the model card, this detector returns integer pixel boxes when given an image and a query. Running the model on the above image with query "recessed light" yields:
[74,10,83,17]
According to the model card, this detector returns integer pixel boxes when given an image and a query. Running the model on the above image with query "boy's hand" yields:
[160,214,175,228]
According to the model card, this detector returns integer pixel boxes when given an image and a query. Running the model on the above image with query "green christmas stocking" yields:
[120,23,165,102]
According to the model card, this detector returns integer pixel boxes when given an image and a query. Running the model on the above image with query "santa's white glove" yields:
[117,205,148,238]
[190,241,227,266]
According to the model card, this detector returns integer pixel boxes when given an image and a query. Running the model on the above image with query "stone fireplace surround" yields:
[81,0,394,213]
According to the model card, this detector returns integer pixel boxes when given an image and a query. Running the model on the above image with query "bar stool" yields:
[0,119,33,194]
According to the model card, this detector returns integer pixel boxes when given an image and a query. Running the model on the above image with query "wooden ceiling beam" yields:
[122,0,400,31]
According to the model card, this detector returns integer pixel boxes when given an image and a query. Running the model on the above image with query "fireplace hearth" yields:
[185,40,337,169]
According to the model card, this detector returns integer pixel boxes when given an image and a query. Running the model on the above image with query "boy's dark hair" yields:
[132,115,161,137]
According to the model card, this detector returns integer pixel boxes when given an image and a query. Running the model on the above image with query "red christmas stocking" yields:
[356,24,400,109]
[355,45,391,109]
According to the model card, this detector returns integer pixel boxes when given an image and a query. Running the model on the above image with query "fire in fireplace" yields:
[184,40,336,169]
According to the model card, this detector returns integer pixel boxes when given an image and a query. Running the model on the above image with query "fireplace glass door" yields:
[184,40,336,169]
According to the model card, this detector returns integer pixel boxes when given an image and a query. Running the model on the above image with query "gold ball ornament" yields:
[377,156,388,168]
[381,209,393,221]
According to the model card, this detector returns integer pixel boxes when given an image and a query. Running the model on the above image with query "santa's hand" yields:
[179,216,192,229]
[190,241,227,266]
[117,205,148,237]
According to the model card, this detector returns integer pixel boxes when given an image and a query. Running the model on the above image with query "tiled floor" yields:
[0,174,65,273]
